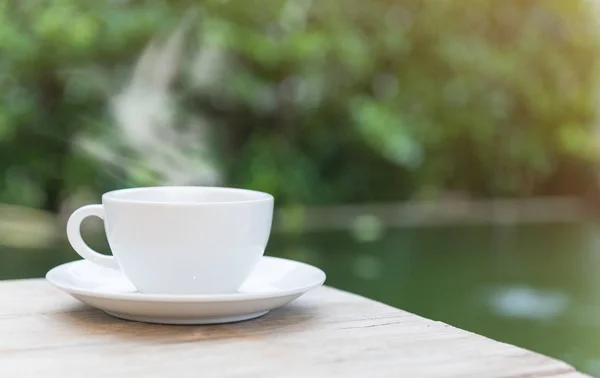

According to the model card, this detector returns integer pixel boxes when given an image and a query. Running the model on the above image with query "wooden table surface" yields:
[0,279,590,377]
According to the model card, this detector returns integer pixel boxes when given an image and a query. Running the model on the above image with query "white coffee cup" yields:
[66,186,274,295]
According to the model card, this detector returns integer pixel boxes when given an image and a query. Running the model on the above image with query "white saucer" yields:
[46,256,326,325]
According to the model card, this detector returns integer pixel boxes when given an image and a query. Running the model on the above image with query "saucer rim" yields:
[45,256,326,303]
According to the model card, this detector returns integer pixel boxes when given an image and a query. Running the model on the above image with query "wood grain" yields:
[0,279,590,377]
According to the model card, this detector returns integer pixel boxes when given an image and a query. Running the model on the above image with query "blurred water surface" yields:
[4,221,600,376]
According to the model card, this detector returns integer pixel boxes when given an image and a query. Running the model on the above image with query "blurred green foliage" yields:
[1,0,599,210]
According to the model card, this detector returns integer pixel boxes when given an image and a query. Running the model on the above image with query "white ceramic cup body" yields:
[66,187,274,295]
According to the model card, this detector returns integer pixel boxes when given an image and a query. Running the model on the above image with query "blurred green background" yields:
[3,0,600,375]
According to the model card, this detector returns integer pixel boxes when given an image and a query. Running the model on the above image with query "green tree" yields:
[0,0,598,210]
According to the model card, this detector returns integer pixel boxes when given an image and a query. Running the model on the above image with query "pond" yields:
[2,221,600,376]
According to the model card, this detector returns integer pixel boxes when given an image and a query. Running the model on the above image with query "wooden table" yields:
[0,279,590,377]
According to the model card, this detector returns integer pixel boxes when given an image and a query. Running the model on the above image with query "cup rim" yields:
[102,186,273,206]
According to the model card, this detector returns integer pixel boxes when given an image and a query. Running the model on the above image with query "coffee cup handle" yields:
[66,205,120,270]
